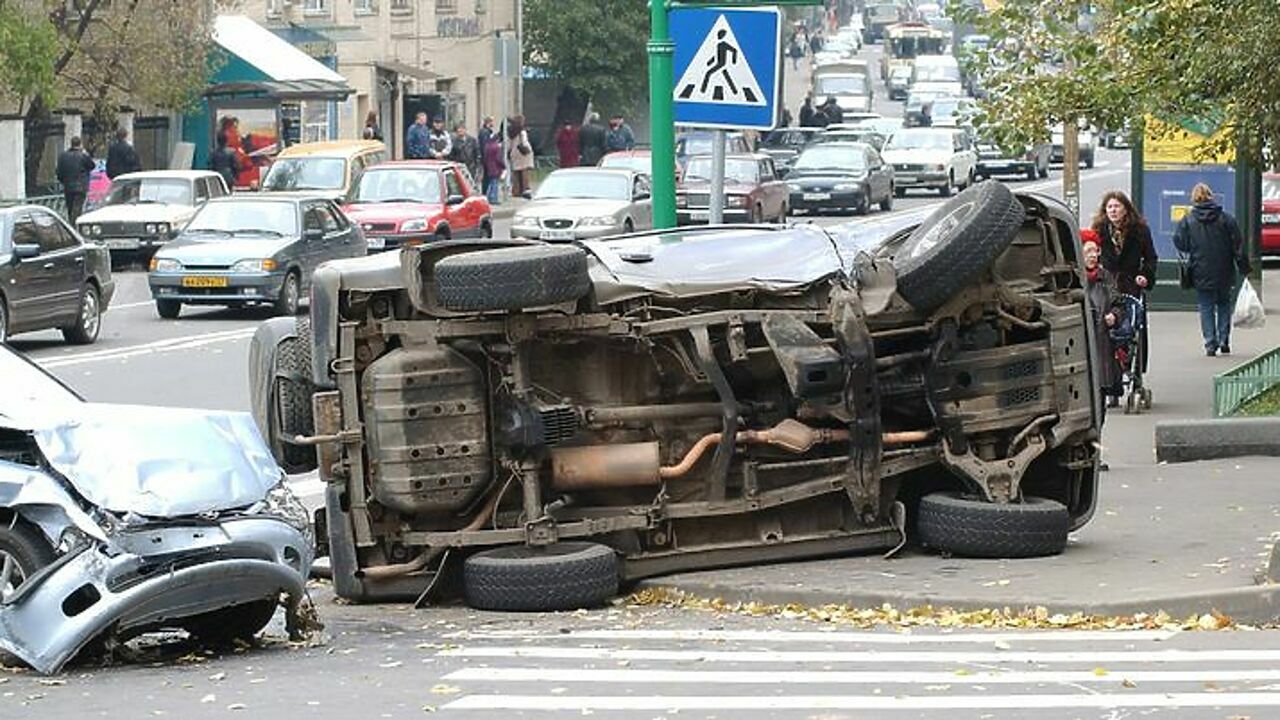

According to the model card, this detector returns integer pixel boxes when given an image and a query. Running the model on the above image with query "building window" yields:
[436,0,457,14]
[390,0,412,13]
[474,0,486,12]
[304,0,328,14]
[355,0,376,12]
[266,0,281,15]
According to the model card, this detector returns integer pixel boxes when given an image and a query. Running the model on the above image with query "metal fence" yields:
[0,194,68,220]
[1213,344,1280,417]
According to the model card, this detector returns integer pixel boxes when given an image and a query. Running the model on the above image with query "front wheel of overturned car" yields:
[891,180,1026,314]
[917,491,1070,559]
[435,244,593,313]
[464,541,619,612]
[182,599,278,645]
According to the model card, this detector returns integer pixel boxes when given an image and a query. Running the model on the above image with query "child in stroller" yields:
[1082,230,1153,415]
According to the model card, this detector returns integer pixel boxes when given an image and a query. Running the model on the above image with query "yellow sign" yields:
[1170,204,1190,223]
[1143,116,1234,166]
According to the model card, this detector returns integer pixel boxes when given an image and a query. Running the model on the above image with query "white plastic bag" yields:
[1233,280,1266,329]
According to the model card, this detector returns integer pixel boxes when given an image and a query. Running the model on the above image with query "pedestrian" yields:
[578,112,607,166]
[780,107,793,128]
[364,110,383,142]
[1173,182,1250,356]
[1082,229,1126,405]
[106,128,141,179]
[478,115,497,149]
[809,31,822,55]
[448,123,480,183]
[820,96,843,126]
[427,116,452,160]
[56,136,95,223]
[799,95,818,127]
[406,112,430,159]
[555,121,580,168]
[482,133,506,205]
[506,114,535,199]
[605,114,636,153]
[208,131,245,191]
[788,36,804,70]
[1091,190,1157,400]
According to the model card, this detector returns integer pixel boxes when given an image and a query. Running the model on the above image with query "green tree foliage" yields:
[523,0,648,113]
[0,5,59,108]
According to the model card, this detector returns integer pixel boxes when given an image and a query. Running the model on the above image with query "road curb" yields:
[1154,417,1280,463]
[633,578,1280,625]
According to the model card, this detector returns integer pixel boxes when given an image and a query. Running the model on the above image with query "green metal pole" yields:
[648,0,677,229]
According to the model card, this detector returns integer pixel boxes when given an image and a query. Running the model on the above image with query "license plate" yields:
[539,230,574,241]
[1263,213,1280,225]
[181,276,228,288]
[897,176,916,184]
[803,192,830,201]
[366,236,386,249]
[106,238,140,250]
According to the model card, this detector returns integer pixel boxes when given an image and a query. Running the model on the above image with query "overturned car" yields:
[252,181,1101,611]
[0,348,313,674]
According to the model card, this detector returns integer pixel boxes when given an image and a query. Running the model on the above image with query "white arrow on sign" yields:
[675,14,766,106]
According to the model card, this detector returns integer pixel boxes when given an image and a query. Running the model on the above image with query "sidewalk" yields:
[639,270,1280,623]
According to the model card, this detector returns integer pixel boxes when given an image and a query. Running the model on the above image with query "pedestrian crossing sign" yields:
[671,6,781,130]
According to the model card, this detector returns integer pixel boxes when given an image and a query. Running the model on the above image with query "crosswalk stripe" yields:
[442,646,1280,664]
[444,692,1280,711]
[443,667,1280,685]
[453,628,1181,644]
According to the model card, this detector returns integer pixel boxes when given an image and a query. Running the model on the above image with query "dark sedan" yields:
[786,142,895,215]
[148,196,365,319]
[0,205,114,344]
[760,128,823,172]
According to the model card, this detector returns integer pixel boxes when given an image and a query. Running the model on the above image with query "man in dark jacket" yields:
[208,132,242,191]
[1173,182,1250,356]
[406,112,430,159]
[578,113,607,166]
[605,114,636,153]
[449,123,481,185]
[799,94,818,127]
[56,136,96,223]
[106,128,141,179]
[819,97,843,126]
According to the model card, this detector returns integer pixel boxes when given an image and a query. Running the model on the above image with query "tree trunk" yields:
[23,96,52,196]
[1062,120,1080,221]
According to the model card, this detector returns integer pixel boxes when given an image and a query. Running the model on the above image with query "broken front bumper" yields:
[0,515,312,675]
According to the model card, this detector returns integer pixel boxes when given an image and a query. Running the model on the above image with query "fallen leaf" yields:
[208,672,226,682]
[36,679,65,686]
[1122,679,1137,688]
[1093,668,1109,676]
[429,684,460,695]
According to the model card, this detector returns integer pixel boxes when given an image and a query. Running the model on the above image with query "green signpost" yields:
[648,0,821,229]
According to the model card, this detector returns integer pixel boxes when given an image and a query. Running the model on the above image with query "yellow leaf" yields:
[1093,668,1109,676]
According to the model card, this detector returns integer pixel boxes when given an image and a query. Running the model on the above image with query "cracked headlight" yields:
[257,475,313,548]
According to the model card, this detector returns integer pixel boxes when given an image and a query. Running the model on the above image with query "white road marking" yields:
[37,327,255,368]
[445,692,1280,711]
[441,646,1280,664]
[453,628,1180,644]
[445,666,1280,686]
[105,300,156,312]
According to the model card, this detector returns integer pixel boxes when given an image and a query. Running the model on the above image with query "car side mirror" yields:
[13,243,39,260]
[634,191,651,201]
[446,194,465,205]
[305,227,324,241]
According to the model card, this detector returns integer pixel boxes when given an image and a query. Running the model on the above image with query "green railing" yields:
[1214,345,1280,417]
[0,194,68,219]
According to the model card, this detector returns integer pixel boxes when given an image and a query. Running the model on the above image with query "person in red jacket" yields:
[555,121,580,168]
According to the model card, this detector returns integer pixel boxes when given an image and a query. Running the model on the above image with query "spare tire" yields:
[464,541,619,612]
[274,316,316,474]
[435,245,592,312]
[892,181,1026,313]
[917,491,1069,558]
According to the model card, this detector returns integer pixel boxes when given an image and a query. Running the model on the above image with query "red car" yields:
[342,161,492,252]
[1263,173,1280,256]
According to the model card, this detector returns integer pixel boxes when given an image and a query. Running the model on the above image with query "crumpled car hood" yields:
[28,403,282,517]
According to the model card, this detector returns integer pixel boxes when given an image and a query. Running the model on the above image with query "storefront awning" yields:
[207,15,353,100]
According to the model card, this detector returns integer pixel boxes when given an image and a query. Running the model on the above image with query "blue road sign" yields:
[671,6,782,130]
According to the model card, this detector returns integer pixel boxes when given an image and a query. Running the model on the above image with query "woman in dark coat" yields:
[1173,182,1249,356]
[1091,190,1157,388]
[1082,230,1124,401]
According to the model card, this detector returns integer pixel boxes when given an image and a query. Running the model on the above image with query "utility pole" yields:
[1063,118,1080,220]
[648,0,677,229]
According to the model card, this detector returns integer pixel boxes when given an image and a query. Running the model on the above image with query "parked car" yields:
[816,128,888,152]
[786,141,895,215]
[760,128,824,172]
[511,168,654,241]
[76,170,229,264]
[881,127,977,196]
[147,196,366,318]
[260,140,388,202]
[675,130,751,171]
[853,117,906,139]
[341,161,493,252]
[0,206,113,344]
[248,182,1101,611]
[677,153,788,224]
[1050,123,1098,168]
[888,65,913,101]
[975,138,1052,181]
[1263,173,1280,256]
[0,344,313,674]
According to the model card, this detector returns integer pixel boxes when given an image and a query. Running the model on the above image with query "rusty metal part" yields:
[690,325,737,501]
[882,429,934,445]
[357,486,503,580]
[584,402,726,426]
[551,442,662,489]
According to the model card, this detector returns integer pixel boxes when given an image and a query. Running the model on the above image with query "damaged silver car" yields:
[251,181,1101,612]
[0,347,313,674]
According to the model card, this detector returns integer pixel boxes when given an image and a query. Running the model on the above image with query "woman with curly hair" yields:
[1091,190,1158,297]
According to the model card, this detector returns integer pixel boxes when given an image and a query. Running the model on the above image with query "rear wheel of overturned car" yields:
[273,271,301,317]
[435,244,593,313]
[182,599,278,645]
[917,491,1070,558]
[155,299,181,319]
[464,541,619,612]
[891,180,1026,314]
[275,315,317,474]
[61,283,102,344]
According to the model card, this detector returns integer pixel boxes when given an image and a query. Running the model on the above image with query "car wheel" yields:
[156,299,181,319]
[892,180,1026,313]
[480,220,493,239]
[61,283,102,344]
[917,491,1070,558]
[435,244,592,313]
[939,173,954,197]
[893,186,906,198]
[1084,151,1095,169]
[1038,161,1049,179]
[464,541,619,611]
[0,518,54,604]
[1026,164,1038,181]
[750,205,763,224]
[273,272,301,317]
[854,190,870,216]
[777,203,789,222]
[879,187,893,212]
[623,218,635,233]
[0,295,9,343]
[182,599,278,645]
[275,316,317,474]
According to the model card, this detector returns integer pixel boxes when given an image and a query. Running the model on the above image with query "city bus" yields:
[880,21,950,80]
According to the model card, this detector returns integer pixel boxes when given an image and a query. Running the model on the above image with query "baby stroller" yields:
[1109,292,1152,414]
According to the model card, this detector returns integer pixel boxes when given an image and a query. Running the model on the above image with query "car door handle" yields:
[42,262,55,270]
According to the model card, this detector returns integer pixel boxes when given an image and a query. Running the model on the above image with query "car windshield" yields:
[816,75,868,95]
[679,134,739,156]
[931,99,966,118]
[684,158,759,183]
[601,154,649,173]
[764,130,813,148]
[104,178,192,206]
[915,65,961,82]
[536,172,629,200]
[185,201,299,236]
[354,169,442,203]
[793,146,867,171]
[1265,177,1280,201]
[261,157,347,191]
[886,131,952,151]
